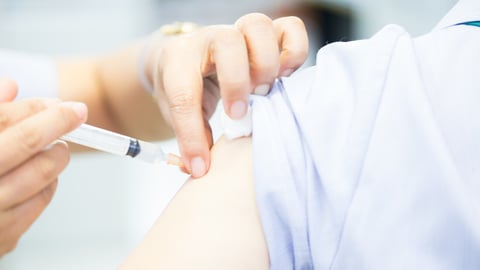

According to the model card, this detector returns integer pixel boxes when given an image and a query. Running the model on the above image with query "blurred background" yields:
[0,0,456,269]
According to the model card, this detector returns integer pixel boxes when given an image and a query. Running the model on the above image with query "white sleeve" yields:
[0,49,58,99]
[252,22,480,270]
[251,24,416,269]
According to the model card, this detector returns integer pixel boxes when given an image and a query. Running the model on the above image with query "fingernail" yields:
[253,84,270,96]
[230,100,247,119]
[280,68,294,77]
[53,139,68,147]
[190,157,206,178]
[43,139,68,151]
[62,102,87,121]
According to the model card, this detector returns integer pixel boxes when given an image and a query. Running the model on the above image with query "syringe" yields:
[61,123,178,165]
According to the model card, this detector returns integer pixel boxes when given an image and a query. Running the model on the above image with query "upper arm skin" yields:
[119,136,269,270]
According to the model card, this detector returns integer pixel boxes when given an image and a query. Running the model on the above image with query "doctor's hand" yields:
[144,13,309,177]
[0,79,87,256]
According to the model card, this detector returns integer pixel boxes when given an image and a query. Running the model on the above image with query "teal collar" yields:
[457,21,480,27]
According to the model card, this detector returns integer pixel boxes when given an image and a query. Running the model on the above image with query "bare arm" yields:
[119,136,269,269]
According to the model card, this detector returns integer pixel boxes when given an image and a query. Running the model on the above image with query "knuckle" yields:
[25,99,48,114]
[34,156,58,181]
[163,36,195,58]
[213,29,244,48]
[41,180,58,205]
[55,105,82,132]
[0,111,9,131]
[163,40,181,55]
[0,100,47,131]
[167,92,196,116]
[34,148,69,181]
[57,106,76,124]
[284,45,309,62]
[15,122,43,152]
[236,13,272,29]
[250,56,278,74]
[286,16,305,27]
[275,16,305,30]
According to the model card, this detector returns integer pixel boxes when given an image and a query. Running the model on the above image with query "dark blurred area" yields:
[268,2,353,52]
[266,1,352,65]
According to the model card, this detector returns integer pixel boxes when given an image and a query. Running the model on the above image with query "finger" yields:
[235,13,280,96]
[209,26,250,119]
[0,179,58,255]
[0,101,87,176]
[273,16,309,77]
[160,38,211,178]
[202,76,221,119]
[0,98,60,132]
[0,78,19,103]
[0,141,69,210]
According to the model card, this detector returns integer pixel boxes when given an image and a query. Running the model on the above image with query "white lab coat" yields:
[251,0,480,269]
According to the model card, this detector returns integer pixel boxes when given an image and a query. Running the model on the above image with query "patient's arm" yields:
[119,136,269,270]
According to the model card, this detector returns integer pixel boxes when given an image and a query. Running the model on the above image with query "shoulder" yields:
[314,24,410,83]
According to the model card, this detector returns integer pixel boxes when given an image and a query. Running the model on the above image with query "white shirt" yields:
[251,0,480,269]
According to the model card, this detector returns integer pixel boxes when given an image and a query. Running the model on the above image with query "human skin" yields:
[119,136,269,270]
[57,13,308,177]
[0,12,307,257]
[0,79,86,255]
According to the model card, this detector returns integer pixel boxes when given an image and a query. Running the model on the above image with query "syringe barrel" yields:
[61,124,133,156]
[61,124,168,164]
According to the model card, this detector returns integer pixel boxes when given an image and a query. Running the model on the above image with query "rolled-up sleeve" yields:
[251,21,480,270]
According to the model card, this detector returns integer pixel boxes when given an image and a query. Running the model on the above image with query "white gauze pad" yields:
[220,106,252,140]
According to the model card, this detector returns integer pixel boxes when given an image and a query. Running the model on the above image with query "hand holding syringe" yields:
[61,123,183,167]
